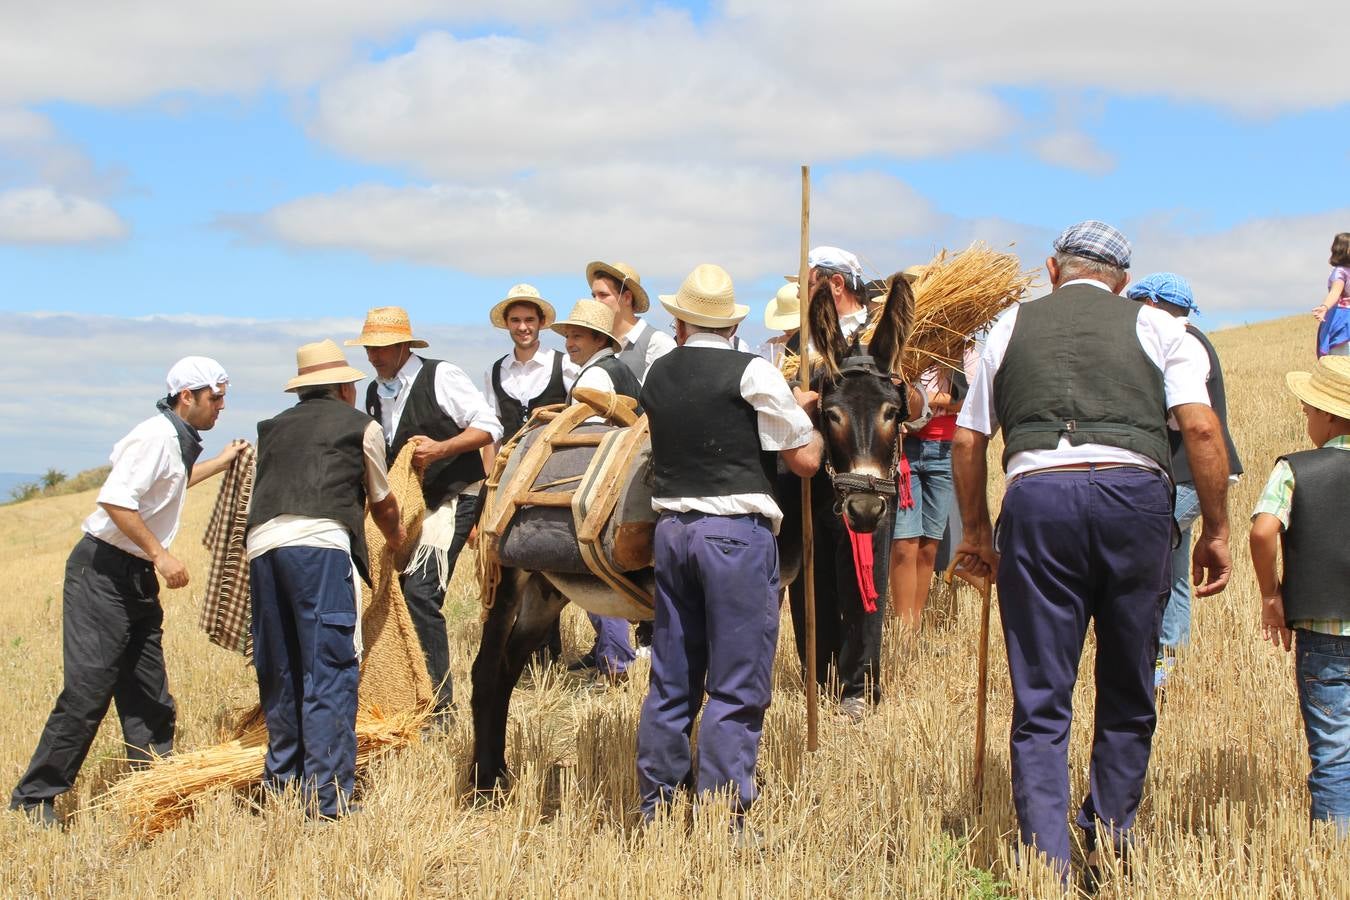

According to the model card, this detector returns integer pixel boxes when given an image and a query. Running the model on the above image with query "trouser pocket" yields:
[318,611,358,668]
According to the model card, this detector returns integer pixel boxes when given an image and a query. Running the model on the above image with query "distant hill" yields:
[2,467,110,504]
[0,473,39,499]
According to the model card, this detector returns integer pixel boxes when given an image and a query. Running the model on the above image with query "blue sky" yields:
[0,1,1347,473]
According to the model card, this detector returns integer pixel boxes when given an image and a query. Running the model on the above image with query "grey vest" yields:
[1279,447,1350,622]
[993,284,1170,473]
[616,321,655,381]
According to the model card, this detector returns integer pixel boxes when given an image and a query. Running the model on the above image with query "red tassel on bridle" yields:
[845,519,879,613]
[897,452,915,510]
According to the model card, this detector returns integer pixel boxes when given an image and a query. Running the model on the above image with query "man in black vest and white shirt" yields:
[10,357,242,827]
[952,221,1232,885]
[247,340,405,820]
[347,307,502,717]
[587,260,676,382]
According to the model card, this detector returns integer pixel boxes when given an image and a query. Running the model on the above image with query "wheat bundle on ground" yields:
[781,242,1037,381]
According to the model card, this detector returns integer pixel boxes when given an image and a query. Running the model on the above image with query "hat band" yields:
[297,359,349,376]
[363,323,413,337]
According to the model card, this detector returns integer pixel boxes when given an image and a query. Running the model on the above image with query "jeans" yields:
[1159,481,1202,652]
[892,439,955,541]
[1296,629,1350,835]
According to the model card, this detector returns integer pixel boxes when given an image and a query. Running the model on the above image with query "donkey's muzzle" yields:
[842,493,887,533]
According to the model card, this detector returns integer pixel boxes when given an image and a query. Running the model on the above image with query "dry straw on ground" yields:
[1,314,1346,898]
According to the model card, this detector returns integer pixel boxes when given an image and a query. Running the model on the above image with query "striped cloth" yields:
[199,443,256,656]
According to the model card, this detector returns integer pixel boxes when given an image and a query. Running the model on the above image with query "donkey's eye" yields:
[825,409,844,426]
[881,406,899,422]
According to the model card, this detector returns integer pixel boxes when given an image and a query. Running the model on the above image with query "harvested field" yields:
[0,313,1343,898]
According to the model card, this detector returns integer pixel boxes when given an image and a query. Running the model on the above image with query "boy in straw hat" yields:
[636,263,822,831]
[587,260,676,382]
[245,339,406,820]
[551,298,644,680]
[347,307,502,719]
[1251,354,1350,835]
[762,282,801,365]
[11,357,243,827]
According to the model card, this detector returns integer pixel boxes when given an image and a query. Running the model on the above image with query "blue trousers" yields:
[586,613,636,676]
[249,546,360,818]
[1159,481,1202,653]
[1296,629,1350,835]
[996,467,1171,870]
[637,512,780,818]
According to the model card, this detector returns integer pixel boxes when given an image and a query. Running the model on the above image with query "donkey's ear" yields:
[806,279,842,379]
[868,272,915,376]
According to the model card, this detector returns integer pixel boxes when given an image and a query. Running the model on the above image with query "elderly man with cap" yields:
[247,340,405,820]
[952,222,1233,884]
[10,357,242,827]
[587,260,676,382]
[347,307,502,718]
[1127,273,1244,689]
[637,263,822,828]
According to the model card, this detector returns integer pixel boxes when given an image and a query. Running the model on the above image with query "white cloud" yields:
[1030,131,1116,175]
[0,187,127,244]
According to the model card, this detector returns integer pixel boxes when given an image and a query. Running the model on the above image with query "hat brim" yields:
[764,301,800,331]
[551,320,622,351]
[490,296,557,330]
[344,334,429,349]
[285,366,367,393]
[659,295,749,328]
[1286,370,1350,420]
[586,261,650,313]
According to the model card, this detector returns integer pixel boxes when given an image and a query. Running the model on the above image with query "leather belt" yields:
[1008,462,1154,484]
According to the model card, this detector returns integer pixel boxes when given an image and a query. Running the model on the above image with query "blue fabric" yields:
[1318,304,1350,357]
[1053,220,1132,270]
[586,612,636,676]
[1127,272,1199,315]
[1296,629,1350,835]
[892,438,955,541]
[249,546,360,819]
[637,512,779,819]
[1159,481,1203,651]
[996,467,1171,874]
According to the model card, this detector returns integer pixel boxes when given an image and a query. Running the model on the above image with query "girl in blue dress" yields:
[1313,232,1350,357]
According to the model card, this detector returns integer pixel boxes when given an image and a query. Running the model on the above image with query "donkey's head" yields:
[808,272,915,533]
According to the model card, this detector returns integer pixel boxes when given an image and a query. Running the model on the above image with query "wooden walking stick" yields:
[945,557,992,813]
[798,165,818,753]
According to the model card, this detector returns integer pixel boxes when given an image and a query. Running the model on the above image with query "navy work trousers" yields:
[11,536,175,808]
[250,545,360,819]
[637,512,780,818]
[996,466,1171,871]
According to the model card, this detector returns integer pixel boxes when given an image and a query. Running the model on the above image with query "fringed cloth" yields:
[199,443,256,655]
[403,494,458,590]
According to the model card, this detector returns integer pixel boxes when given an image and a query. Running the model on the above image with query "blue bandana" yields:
[1127,272,1199,315]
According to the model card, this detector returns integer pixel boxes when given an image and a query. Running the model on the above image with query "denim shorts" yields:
[892,439,954,541]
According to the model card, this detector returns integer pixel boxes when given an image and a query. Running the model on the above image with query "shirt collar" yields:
[1322,435,1350,450]
[841,307,868,325]
[583,347,616,365]
[506,347,548,370]
[1060,277,1114,292]
[685,332,733,350]
[623,318,648,348]
[396,353,423,384]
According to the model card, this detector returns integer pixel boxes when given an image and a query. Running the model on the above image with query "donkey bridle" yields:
[820,355,902,516]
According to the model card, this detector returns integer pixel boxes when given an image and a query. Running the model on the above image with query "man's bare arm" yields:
[1173,402,1231,596]
[100,504,189,588]
[951,426,996,580]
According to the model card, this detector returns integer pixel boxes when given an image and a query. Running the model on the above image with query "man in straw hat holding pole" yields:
[246,339,405,820]
[347,307,502,720]
[10,357,242,827]
[587,260,676,382]
[952,221,1232,887]
[1250,354,1350,836]
[636,263,821,831]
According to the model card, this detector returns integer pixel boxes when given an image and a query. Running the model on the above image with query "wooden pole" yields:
[944,558,992,813]
[797,165,818,752]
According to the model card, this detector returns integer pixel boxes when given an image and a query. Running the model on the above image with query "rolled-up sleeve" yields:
[435,362,504,442]
[742,357,815,450]
[362,421,392,504]
[955,306,1018,437]
[96,434,172,510]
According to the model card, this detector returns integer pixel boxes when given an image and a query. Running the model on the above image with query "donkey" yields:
[469,273,915,793]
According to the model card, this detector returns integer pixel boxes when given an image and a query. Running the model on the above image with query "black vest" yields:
[1280,447,1350,622]
[994,284,1170,473]
[364,357,486,509]
[642,347,775,498]
[616,322,655,381]
[571,355,644,412]
[490,350,567,437]
[1169,324,1244,483]
[248,395,372,584]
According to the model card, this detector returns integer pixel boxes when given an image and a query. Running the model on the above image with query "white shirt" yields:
[839,305,869,341]
[571,348,620,397]
[84,413,189,559]
[956,279,1212,478]
[650,333,816,532]
[619,318,676,380]
[378,354,503,445]
[483,347,579,418]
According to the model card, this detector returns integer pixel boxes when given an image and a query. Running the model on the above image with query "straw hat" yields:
[764,283,800,331]
[660,264,748,327]
[585,261,650,313]
[345,306,429,348]
[284,339,368,393]
[489,284,556,329]
[551,299,622,350]
[1287,356,1350,420]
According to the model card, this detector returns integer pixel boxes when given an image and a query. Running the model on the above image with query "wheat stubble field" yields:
[0,314,1345,898]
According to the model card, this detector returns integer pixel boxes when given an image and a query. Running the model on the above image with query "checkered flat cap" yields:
[1053,220,1132,270]
[1127,272,1199,315]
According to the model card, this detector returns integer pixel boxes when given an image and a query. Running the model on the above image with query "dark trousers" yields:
[11,535,175,808]
[638,512,780,818]
[788,479,890,703]
[402,492,478,711]
[997,467,1171,871]
[250,546,360,818]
